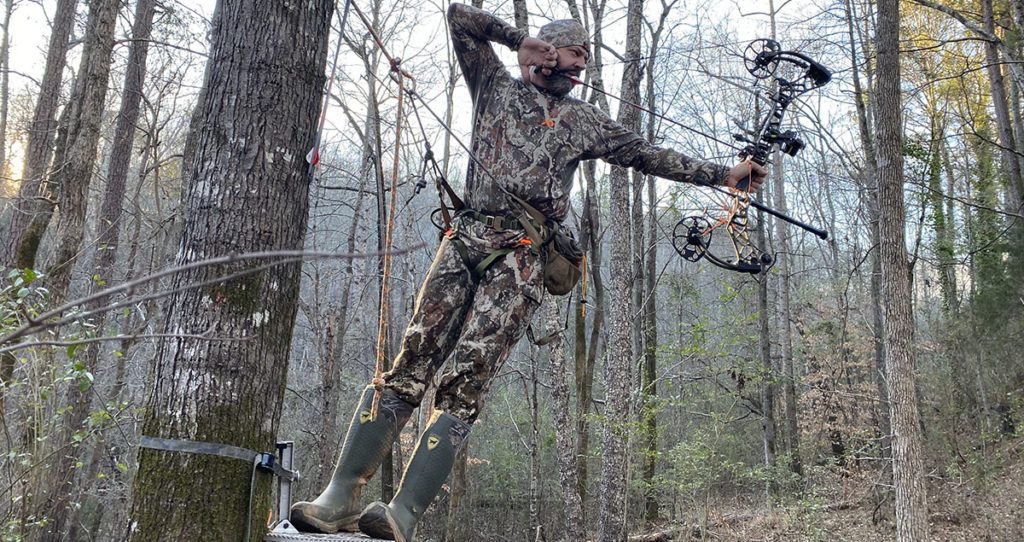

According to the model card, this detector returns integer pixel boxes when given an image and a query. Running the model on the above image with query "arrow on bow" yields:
[566,38,832,274]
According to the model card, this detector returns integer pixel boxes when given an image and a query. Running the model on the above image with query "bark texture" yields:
[42,0,122,305]
[875,0,929,539]
[61,0,159,536]
[982,0,1023,202]
[600,0,643,539]
[772,154,802,477]
[544,296,586,541]
[0,0,12,178]
[2,0,75,269]
[127,1,332,539]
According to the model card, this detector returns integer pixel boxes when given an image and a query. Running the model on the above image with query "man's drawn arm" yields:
[447,3,528,95]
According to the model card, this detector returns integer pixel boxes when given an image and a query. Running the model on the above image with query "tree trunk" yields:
[927,115,956,315]
[640,168,659,521]
[543,296,586,541]
[573,0,607,519]
[875,0,929,538]
[982,0,1023,203]
[773,153,802,478]
[2,0,76,269]
[640,15,668,516]
[444,445,469,542]
[314,116,372,491]
[600,0,643,539]
[755,195,777,500]
[127,1,333,539]
[939,142,958,312]
[844,0,890,462]
[61,1,159,536]
[42,0,123,306]
[512,0,527,29]
[0,0,13,176]
[31,0,123,537]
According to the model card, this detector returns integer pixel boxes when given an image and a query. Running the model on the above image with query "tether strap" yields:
[447,231,518,283]
[508,194,550,246]
[139,435,298,482]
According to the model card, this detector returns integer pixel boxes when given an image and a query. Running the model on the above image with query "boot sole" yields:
[357,505,395,540]
[290,508,360,534]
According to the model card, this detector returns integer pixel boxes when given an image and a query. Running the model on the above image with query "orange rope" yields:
[354,0,413,418]
[373,70,408,421]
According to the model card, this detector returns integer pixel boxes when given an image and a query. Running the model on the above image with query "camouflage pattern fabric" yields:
[381,217,543,423]
[379,3,731,423]
[447,2,732,224]
[537,19,589,52]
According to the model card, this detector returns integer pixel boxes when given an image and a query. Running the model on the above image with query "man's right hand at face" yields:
[518,37,558,81]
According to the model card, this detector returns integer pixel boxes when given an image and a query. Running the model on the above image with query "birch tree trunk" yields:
[127,1,333,539]
[875,0,929,538]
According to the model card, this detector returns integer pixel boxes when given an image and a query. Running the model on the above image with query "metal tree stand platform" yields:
[265,525,390,542]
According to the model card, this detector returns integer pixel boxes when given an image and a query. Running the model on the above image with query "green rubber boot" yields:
[358,411,471,542]
[289,386,414,533]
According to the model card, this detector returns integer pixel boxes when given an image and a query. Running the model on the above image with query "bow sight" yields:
[671,38,833,275]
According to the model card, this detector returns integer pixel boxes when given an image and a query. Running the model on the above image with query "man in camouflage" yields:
[290,3,766,540]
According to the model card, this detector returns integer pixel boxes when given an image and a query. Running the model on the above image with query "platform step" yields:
[265,532,389,542]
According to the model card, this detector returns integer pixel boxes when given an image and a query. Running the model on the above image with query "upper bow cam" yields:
[734,38,833,171]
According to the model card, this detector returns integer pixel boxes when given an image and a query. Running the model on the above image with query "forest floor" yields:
[649,436,1024,541]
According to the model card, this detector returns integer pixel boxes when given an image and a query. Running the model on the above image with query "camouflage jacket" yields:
[447,2,731,224]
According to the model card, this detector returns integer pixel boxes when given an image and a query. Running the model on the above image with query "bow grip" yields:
[734,149,769,191]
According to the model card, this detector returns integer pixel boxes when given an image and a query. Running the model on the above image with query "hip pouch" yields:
[512,195,584,296]
[543,228,583,296]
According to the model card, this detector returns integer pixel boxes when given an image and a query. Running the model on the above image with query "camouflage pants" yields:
[381,216,544,423]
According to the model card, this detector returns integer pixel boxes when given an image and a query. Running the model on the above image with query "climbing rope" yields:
[342,0,417,420]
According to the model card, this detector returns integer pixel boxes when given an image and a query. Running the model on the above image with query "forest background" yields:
[0,0,1022,540]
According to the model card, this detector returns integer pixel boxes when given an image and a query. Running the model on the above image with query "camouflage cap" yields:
[537,19,590,53]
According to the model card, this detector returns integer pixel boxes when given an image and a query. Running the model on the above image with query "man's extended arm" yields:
[583,106,765,189]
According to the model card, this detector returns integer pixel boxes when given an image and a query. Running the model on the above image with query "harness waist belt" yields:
[457,209,521,231]
[456,208,544,233]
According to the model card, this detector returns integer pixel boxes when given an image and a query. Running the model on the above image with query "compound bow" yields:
[671,38,832,274]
